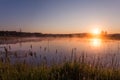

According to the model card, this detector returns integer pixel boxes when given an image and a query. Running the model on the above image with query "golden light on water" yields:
[90,38,102,47]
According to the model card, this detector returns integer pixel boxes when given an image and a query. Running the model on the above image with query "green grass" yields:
[1,42,120,80]
[0,61,120,80]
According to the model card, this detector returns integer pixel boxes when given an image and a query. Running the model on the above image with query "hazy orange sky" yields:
[0,0,120,33]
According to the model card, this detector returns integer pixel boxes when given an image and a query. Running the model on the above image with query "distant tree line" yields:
[0,31,120,39]
[0,31,43,37]
[0,31,90,37]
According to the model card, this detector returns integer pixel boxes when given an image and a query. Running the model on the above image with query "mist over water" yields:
[0,37,120,66]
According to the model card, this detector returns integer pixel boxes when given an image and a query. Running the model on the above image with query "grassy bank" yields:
[0,61,120,80]
[0,39,120,80]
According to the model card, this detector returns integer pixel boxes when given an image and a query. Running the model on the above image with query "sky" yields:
[0,0,120,33]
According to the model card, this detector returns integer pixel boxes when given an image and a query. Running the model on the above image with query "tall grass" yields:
[0,46,120,80]
[0,60,120,80]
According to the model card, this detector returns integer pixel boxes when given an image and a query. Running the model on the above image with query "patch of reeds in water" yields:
[0,46,120,80]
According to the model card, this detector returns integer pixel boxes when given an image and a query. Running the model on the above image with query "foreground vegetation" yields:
[0,38,120,80]
[0,60,120,80]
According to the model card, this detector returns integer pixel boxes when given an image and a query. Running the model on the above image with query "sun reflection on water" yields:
[90,38,102,47]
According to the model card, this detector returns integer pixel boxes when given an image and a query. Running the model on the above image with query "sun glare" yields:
[92,28,101,35]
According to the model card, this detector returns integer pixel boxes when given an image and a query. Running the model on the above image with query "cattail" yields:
[4,47,8,53]
[43,56,47,65]
[40,55,41,58]
[14,52,18,58]
[29,52,33,56]
[0,57,3,63]
[4,47,8,58]
[56,49,58,54]
[71,49,74,62]
[34,52,37,58]
[25,53,27,57]
[40,46,41,49]
[81,52,85,64]
[44,47,47,51]
[40,46,42,52]
[23,59,26,64]
[30,44,32,49]
[9,45,11,50]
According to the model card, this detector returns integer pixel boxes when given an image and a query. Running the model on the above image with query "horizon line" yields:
[0,30,120,34]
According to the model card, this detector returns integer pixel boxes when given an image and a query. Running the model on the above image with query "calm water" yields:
[0,37,120,65]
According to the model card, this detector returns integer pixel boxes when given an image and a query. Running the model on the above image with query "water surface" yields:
[0,37,120,66]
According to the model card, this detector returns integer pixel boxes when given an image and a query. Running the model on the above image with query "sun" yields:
[92,28,101,35]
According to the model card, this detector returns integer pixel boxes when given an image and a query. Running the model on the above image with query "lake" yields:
[0,37,120,67]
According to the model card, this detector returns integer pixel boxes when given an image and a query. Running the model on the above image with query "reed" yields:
[0,46,120,80]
